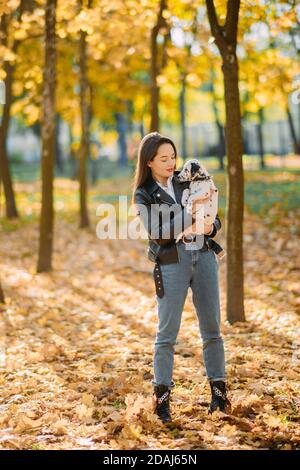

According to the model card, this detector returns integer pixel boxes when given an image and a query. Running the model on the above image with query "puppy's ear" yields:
[190,162,200,178]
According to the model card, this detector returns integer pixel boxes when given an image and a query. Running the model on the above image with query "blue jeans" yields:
[152,239,226,390]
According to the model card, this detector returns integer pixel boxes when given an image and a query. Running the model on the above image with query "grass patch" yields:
[1,165,299,232]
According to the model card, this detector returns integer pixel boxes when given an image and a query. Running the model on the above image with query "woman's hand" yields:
[203,223,214,235]
[190,221,213,235]
[176,220,213,242]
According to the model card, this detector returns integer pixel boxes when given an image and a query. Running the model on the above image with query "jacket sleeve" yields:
[134,188,194,247]
[207,213,222,238]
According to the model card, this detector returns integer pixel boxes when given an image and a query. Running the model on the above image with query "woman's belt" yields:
[182,234,226,259]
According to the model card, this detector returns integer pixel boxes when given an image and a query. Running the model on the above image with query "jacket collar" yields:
[143,170,184,205]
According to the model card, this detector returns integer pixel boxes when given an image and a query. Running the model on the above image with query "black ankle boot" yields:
[208,380,231,414]
[152,384,172,423]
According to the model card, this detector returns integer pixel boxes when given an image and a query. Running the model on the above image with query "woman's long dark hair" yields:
[131,132,177,204]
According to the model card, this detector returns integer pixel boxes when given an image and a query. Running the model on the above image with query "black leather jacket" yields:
[134,170,222,265]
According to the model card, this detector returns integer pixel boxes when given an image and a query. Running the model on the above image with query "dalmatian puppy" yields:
[176,158,218,226]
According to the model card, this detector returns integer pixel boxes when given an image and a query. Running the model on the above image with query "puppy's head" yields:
[177,159,202,182]
[177,159,209,182]
[190,162,200,179]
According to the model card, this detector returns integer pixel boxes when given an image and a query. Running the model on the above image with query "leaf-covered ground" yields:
[0,174,299,450]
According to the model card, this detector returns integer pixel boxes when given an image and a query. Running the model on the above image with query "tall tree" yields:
[0,2,28,219]
[257,107,266,169]
[206,0,245,323]
[286,104,300,155]
[55,113,64,174]
[37,0,57,273]
[115,110,128,169]
[78,0,91,228]
[150,0,169,132]
[179,72,188,160]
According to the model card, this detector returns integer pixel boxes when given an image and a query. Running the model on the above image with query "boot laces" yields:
[157,390,169,405]
[213,385,226,401]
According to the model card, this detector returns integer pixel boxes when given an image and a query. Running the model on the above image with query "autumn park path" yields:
[0,208,299,450]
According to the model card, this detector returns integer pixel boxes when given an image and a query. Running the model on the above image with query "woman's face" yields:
[147,143,176,180]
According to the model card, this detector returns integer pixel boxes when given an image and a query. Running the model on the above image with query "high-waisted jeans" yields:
[152,239,226,390]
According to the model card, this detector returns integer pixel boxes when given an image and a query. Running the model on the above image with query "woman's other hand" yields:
[190,221,213,235]
[176,220,213,242]
[203,223,214,235]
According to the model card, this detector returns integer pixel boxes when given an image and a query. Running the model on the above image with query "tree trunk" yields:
[150,0,168,132]
[126,99,134,135]
[257,107,265,169]
[68,124,78,180]
[278,120,286,157]
[78,0,90,228]
[206,0,245,324]
[0,14,19,218]
[37,0,57,273]
[215,119,226,170]
[150,24,160,132]
[88,84,99,186]
[55,113,64,174]
[179,73,188,161]
[286,106,300,155]
[115,111,128,169]
[139,121,145,138]
[223,60,245,323]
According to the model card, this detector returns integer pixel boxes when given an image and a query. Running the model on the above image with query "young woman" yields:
[132,132,231,424]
